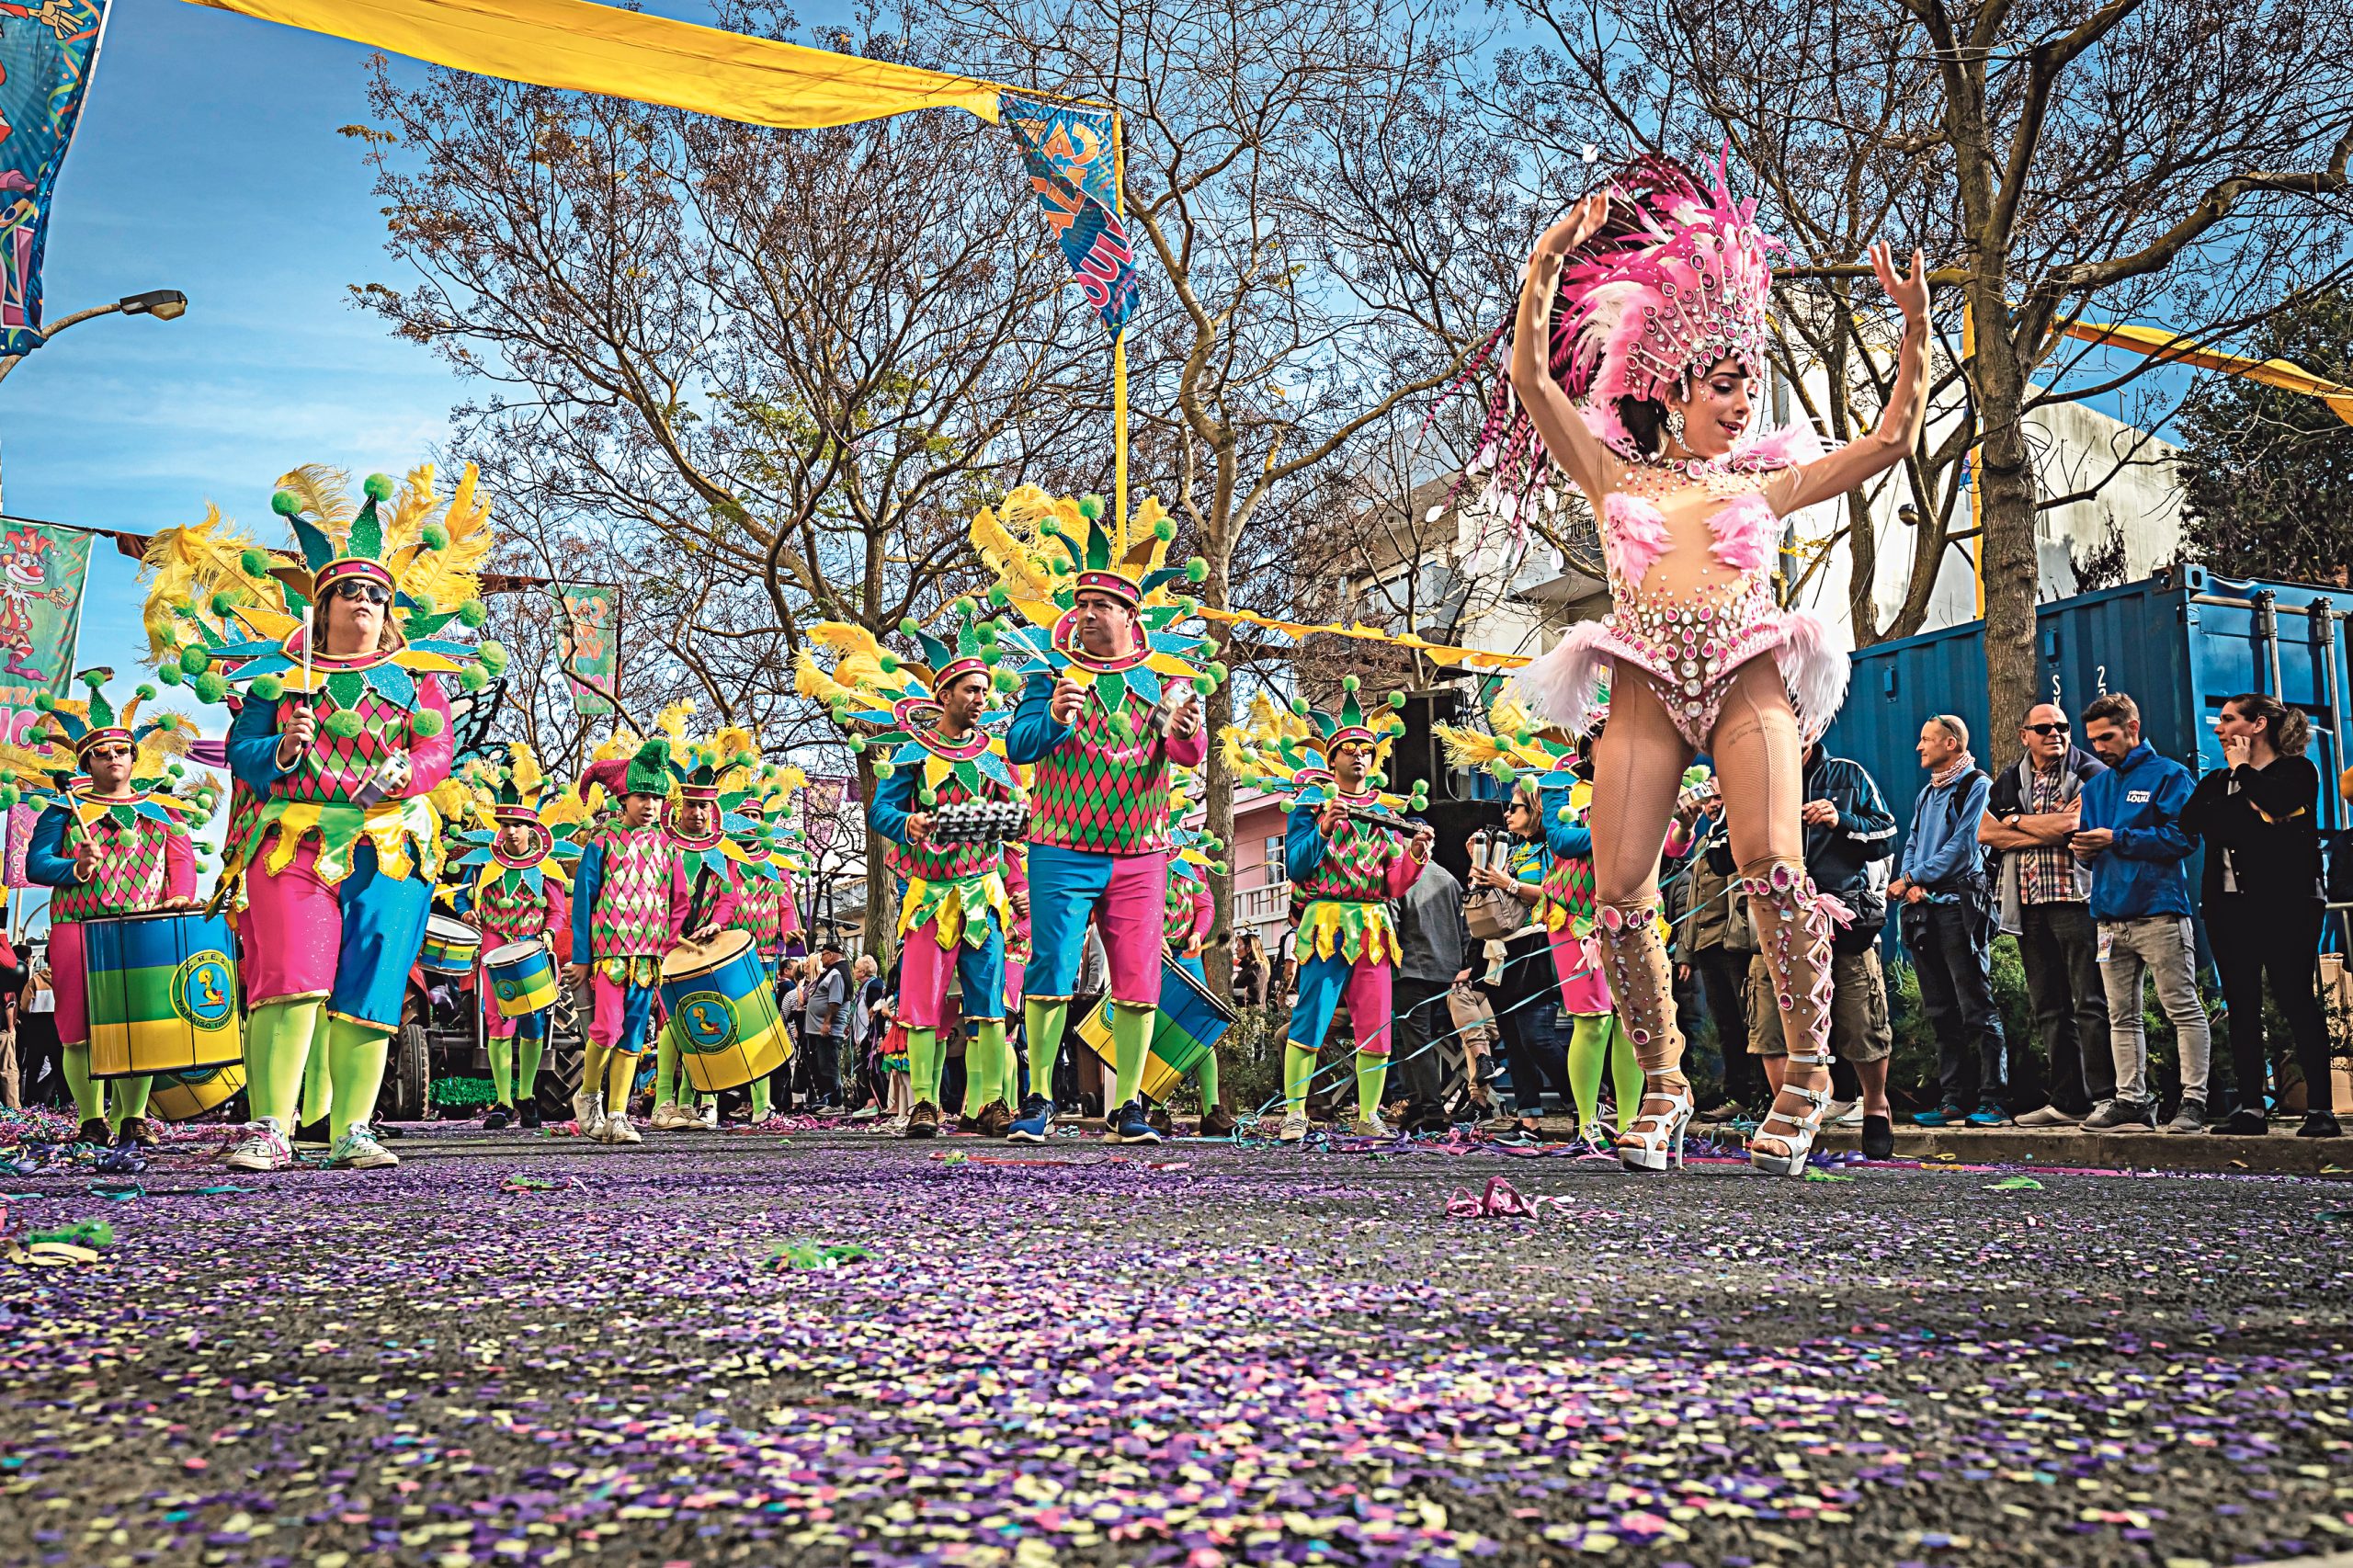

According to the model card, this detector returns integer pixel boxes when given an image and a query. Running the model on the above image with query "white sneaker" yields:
[650,1101,695,1131]
[223,1117,291,1172]
[1830,1101,1866,1129]
[2016,1104,2083,1128]
[599,1113,642,1145]
[572,1088,604,1134]
[699,1099,719,1129]
[326,1125,400,1170]
[1278,1112,1310,1143]
[1351,1115,1391,1138]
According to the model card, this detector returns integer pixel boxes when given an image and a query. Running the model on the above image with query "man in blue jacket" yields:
[2073,692,2211,1133]
[1890,715,2007,1128]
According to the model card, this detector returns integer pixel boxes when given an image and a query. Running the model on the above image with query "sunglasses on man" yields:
[335,582,392,608]
[2021,721,2070,736]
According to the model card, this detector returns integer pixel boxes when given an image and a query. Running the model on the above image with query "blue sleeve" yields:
[1540,789,1591,858]
[2113,767,2194,861]
[1284,803,1327,883]
[227,695,291,795]
[1910,775,1990,885]
[1839,767,1899,858]
[1005,673,1069,767]
[24,807,81,890]
[571,842,605,958]
[451,886,473,919]
[869,766,916,846]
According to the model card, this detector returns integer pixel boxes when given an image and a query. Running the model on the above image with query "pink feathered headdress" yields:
[1464,153,1778,505]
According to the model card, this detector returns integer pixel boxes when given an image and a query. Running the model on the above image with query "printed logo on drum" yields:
[170,952,237,1031]
[673,990,740,1053]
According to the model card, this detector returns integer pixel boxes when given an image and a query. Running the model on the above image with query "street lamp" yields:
[0,287,190,386]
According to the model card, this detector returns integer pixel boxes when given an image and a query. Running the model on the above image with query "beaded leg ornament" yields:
[1740,857,1851,1176]
[1595,899,1691,1171]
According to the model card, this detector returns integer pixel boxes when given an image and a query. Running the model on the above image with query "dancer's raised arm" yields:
[1769,242,1931,514]
[1508,194,1621,504]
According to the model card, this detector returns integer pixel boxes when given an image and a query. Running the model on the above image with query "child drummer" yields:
[14,670,206,1148]
[447,745,583,1129]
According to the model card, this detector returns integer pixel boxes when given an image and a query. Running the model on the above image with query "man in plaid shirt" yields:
[1981,702,2113,1126]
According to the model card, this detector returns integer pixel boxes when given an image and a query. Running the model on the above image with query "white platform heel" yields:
[1617,1077,1693,1172]
[1748,1049,1834,1177]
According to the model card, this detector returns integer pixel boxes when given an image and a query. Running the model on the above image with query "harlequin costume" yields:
[1226,681,1431,1138]
[974,487,1222,1144]
[153,463,504,1173]
[798,607,1022,1137]
[704,756,807,1125]
[1438,701,1643,1142]
[1,672,212,1148]
[446,744,585,1129]
[572,728,734,1142]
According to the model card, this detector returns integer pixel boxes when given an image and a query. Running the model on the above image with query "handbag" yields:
[1463,830,1531,941]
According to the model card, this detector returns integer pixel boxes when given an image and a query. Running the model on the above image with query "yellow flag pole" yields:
[1111,108,1130,528]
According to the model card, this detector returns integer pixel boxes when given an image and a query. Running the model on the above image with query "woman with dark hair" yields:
[1492,157,1929,1174]
[1467,779,1575,1141]
[2184,693,2337,1137]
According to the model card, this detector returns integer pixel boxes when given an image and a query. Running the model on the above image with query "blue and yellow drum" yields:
[657,930,791,1094]
[148,1062,246,1122]
[1076,955,1237,1105]
[483,939,558,1018]
[419,915,482,976]
[83,910,243,1080]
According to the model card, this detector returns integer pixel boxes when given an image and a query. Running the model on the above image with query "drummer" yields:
[646,745,745,1131]
[566,740,717,1144]
[690,757,801,1127]
[21,670,202,1149]
[448,745,582,1131]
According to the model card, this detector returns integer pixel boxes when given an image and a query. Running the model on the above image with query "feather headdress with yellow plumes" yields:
[446,742,588,901]
[0,671,222,849]
[1434,695,1582,790]
[795,610,1020,803]
[1220,677,1425,820]
[971,487,1223,733]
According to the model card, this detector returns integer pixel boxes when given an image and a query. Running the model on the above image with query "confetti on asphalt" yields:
[0,1123,2349,1566]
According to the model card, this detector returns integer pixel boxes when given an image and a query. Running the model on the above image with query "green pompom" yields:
[1078,494,1106,520]
[992,668,1018,693]
[1369,770,1387,788]
[1486,756,1515,782]
[165,761,184,778]
[420,523,449,551]
[182,646,211,676]
[849,735,869,754]
[22,727,45,747]
[157,665,184,687]
[209,591,237,619]
[1556,805,1573,823]
[410,709,445,739]
[953,597,976,619]
[1386,690,1407,710]
[874,760,896,780]
[899,616,922,637]
[0,788,15,809]
[479,642,510,674]
[363,472,394,502]
[879,653,901,674]
[1185,558,1209,584]
[136,683,156,701]
[461,664,491,693]
[243,548,274,579]
[270,491,301,518]
[1051,587,1074,611]
[410,591,438,618]
[1153,517,1175,542]
[250,675,283,701]
[1040,516,1063,538]
[1342,675,1361,693]
[32,692,53,713]
[987,584,1010,608]
[918,788,938,808]
[324,710,365,740]
[1208,661,1230,684]
[1289,697,1310,717]
[457,600,489,629]
[1212,859,1229,876]
[976,622,999,647]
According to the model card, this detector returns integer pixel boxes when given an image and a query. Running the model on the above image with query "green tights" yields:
[1565,1013,1640,1134]
[61,1043,150,1131]
[1281,1043,1388,1122]
[245,1000,390,1138]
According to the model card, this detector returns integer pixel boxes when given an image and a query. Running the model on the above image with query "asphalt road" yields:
[5,1120,2352,1567]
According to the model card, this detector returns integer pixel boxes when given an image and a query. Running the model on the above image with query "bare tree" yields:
[345,5,1108,946]
[1505,0,2353,757]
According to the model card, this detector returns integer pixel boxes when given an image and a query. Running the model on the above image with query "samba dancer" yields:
[181,467,504,1174]
[973,489,1221,1146]
[7,673,208,1148]
[1227,682,1433,1141]
[447,745,585,1130]
[1494,157,1927,1175]
[798,608,1021,1140]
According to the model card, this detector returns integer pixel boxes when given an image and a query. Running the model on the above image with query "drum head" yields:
[426,915,481,943]
[483,939,546,967]
[663,926,753,981]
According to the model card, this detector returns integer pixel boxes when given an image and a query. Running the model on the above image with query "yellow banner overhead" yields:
[186,0,1006,129]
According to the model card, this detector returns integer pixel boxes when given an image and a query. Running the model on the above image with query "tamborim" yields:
[657,929,791,1094]
[483,939,558,1018]
[419,915,482,976]
[148,1061,246,1122]
[1075,955,1237,1106]
[84,909,244,1080]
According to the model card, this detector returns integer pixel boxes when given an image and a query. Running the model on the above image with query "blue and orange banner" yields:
[1,0,109,357]
[556,582,619,717]
[999,92,1138,336]
[0,519,94,888]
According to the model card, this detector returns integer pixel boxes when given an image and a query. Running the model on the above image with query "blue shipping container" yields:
[1821,563,2353,871]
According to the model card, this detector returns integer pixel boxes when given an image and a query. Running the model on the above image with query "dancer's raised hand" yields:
[1871,240,1929,325]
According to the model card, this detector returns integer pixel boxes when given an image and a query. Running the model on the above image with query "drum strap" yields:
[685,865,717,934]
